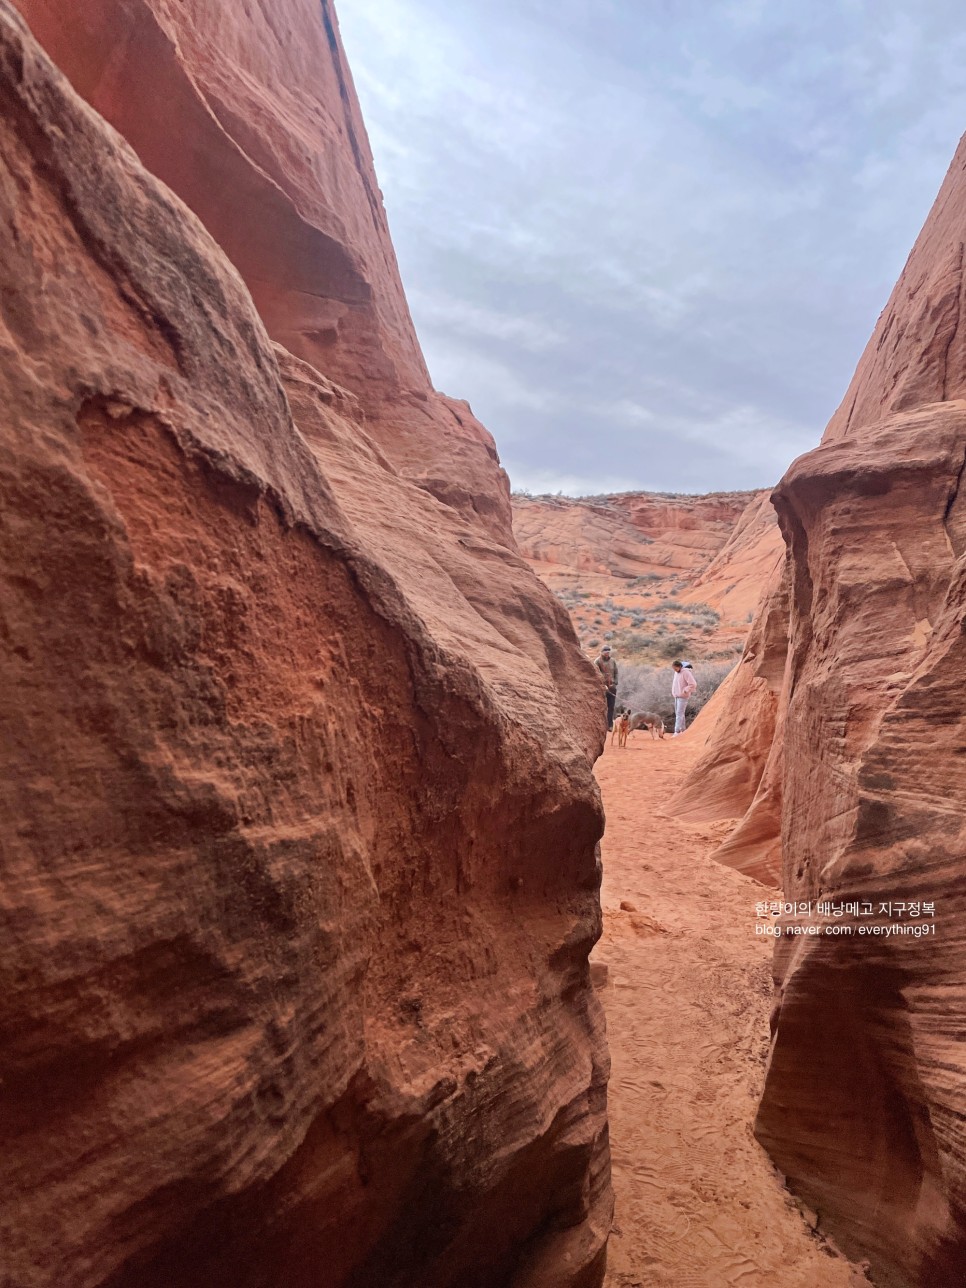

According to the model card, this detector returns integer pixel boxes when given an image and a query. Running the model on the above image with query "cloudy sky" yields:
[337,0,966,495]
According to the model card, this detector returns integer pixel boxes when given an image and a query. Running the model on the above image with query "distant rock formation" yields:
[0,3,611,1285]
[686,128,966,1284]
[685,490,785,626]
[513,489,783,662]
[513,489,773,581]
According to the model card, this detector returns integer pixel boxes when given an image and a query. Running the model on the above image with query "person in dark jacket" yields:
[594,645,619,731]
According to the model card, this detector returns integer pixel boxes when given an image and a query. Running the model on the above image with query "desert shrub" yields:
[659,634,690,658]
[672,600,717,617]
[617,659,734,724]
[614,632,657,655]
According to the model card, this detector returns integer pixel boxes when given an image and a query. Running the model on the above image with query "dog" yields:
[611,710,630,748]
[627,710,666,740]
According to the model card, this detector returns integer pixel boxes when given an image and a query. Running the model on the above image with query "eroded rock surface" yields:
[14,0,510,533]
[666,572,787,885]
[689,131,966,1285]
[0,4,611,1285]
[756,404,966,1288]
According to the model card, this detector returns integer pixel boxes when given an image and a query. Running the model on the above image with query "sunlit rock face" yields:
[0,3,612,1285]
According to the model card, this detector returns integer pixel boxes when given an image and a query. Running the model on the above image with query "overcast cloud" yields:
[337,0,966,494]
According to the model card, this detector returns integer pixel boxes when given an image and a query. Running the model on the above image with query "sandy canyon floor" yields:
[593,733,871,1288]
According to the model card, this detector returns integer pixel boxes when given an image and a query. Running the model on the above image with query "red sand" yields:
[594,731,870,1288]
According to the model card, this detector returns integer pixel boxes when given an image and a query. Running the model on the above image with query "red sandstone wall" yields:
[0,4,612,1285]
[15,0,511,532]
[687,125,966,1285]
[757,404,966,1287]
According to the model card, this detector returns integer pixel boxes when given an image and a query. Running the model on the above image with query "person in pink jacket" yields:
[671,660,697,734]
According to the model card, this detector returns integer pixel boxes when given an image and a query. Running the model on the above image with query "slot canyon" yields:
[1,3,964,1287]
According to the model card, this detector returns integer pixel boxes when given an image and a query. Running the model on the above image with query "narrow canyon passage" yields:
[593,733,870,1288]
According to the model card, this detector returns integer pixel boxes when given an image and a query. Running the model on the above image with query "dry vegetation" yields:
[616,658,733,725]
[553,581,745,667]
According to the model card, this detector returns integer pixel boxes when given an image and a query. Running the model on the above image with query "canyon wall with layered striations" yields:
[513,490,782,662]
[682,130,966,1284]
[513,489,779,595]
[0,4,611,1286]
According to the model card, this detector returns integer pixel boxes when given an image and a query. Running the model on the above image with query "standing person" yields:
[594,645,619,731]
[671,659,697,735]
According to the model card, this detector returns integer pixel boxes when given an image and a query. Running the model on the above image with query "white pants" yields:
[674,696,688,734]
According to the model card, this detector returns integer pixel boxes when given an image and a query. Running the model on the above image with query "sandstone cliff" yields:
[0,4,611,1286]
[682,130,966,1284]
[513,489,782,664]
[15,0,509,533]
[513,490,766,581]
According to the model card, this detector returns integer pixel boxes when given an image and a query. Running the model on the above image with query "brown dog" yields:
[611,710,630,748]
[627,710,665,740]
